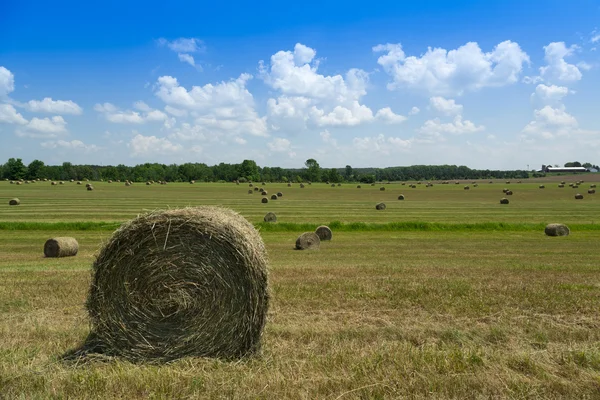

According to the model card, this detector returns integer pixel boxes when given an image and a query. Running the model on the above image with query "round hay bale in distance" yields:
[588,189,596,194]
[375,202,386,210]
[380,187,385,191]
[591,184,597,188]
[558,184,564,188]
[500,198,509,204]
[506,190,513,195]
[287,183,291,187]
[248,189,253,194]
[539,185,545,189]
[44,237,78,257]
[545,223,570,237]
[331,184,335,187]
[263,212,277,223]
[254,187,259,191]
[398,195,405,200]
[277,192,283,197]
[83,207,269,362]
[9,198,20,206]
[270,194,278,200]
[300,183,305,188]
[356,185,361,189]
[464,186,470,190]
[261,197,268,204]
[295,232,320,250]
[315,225,332,241]
[575,193,584,199]
[87,185,94,191]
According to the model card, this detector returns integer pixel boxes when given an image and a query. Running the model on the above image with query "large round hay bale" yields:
[506,190,513,195]
[248,189,253,194]
[356,185,361,189]
[77,181,82,185]
[108,180,113,183]
[9,198,20,206]
[44,237,78,257]
[59,181,64,185]
[573,185,579,189]
[287,183,291,187]
[85,183,91,188]
[560,181,566,185]
[9,180,14,184]
[591,184,597,188]
[261,197,268,204]
[315,225,332,241]
[558,184,564,188]
[575,193,584,199]
[380,187,385,191]
[263,212,277,222]
[277,192,283,197]
[300,183,305,188]
[375,202,386,210]
[270,194,278,200]
[254,187,259,191]
[464,186,470,190]
[261,190,268,195]
[500,198,509,204]
[295,232,320,250]
[80,207,269,362]
[331,184,335,187]
[337,183,341,187]
[398,195,405,200]
[545,223,569,237]
[190,180,195,184]
[588,189,596,194]
[125,182,131,187]
[51,181,57,186]
[87,186,94,191]
[539,185,545,189]
[249,183,253,187]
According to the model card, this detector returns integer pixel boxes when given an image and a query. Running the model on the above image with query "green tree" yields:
[4,158,27,180]
[27,159,45,179]
[327,168,341,183]
[344,165,353,181]
[304,158,321,182]
[239,159,259,181]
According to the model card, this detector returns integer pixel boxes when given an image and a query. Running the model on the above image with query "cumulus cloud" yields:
[408,106,420,115]
[429,97,463,116]
[539,42,582,82]
[267,137,291,152]
[129,133,183,157]
[154,73,267,137]
[373,40,530,95]
[522,105,579,139]
[320,129,338,147]
[41,139,100,152]
[15,116,68,138]
[353,134,412,155]
[0,66,15,97]
[26,98,82,115]
[95,102,169,125]
[178,53,196,67]
[0,103,27,125]
[158,37,205,69]
[418,115,484,135]
[375,107,407,124]
[531,84,569,105]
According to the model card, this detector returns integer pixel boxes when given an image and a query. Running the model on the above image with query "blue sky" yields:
[1,0,599,169]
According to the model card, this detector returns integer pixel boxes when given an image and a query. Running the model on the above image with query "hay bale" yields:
[261,190,268,195]
[357,185,361,189]
[249,183,253,187]
[380,187,385,191]
[270,194,277,200]
[300,183,305,188]
[315,225,332,241]
[464,186,470,190]
[539,185,545,189]
[287,183,291,187]
[108,180,113,183]
[44,237,78,257]
[506,190,513,195]
[77,181,82,185]
[575,193,584,199]
[261,197,268,204]
[506,181,510,184]
[375,202,386,210]
[277,192,283,197]
[588,189,596,194]
[398,195,405,200]
[545,223,569,237]
[51,181,57,186]
[9,181,14,184]
[569,183,574,187]
[146,182,151,185]
[331,184,335,187]
[16,181,22,185]
[85,183,91,188]
[500,198,509,204]
[401,182,406,186]
[9,198,20,206]
[295,232,320,250]
[190,180,195,184]
[590,184,597,188]
[573,185,579,189]
[263,212,277,223]
[126,182,131,187]
[473,183,478,187]
[558,184,564,188]
[261,182,266,186]
[248,189,253,194]
[371,183,375,186]
[87,185,94,191]
[254,187,259,191]
[71,207,269,362]
[337,183,341,187]
[502,188,508,193]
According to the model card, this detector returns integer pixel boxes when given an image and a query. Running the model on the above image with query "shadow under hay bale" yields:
[545,223,569,237]
[295,232,320,250]
[44,237,78,257]
[264,212,277,222]
[375,203,386,210]
[9,198,20,206]
[64,207,269,363]
[315,225,332,241]
[500,198,509,204]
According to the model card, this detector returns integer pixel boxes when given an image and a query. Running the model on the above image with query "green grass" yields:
[1,179,600,398]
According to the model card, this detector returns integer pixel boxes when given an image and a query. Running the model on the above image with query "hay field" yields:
[1,178,600,398]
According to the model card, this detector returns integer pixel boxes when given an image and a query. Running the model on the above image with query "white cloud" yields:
[164,105,188,117]
[41,139,100,152]
[531,84,569,105]
[129,133,183,157]
[158,37,205,53]
[96,102,171,124]
[320,129,338,147]
[155,73,267,137]
[145,109,168,121]
[94,103,117,113]
[0,103,27,125]
[429,97,463,115]
[522,75,543,84]
[374,40,529,95]
[234,137,247,145]
[0,66,15,97]
[408,106,420,115]
[375,107,407,124]
[522,105,581,140]
[418,115,484,135]
[352,134,412,155]
[310,101,374,126]
[178,53,196,67]
[26,98,82,115]
[133,101,152,112]
[539,42,582,82]
[106,110,144,124]
[26,116,67,133]
[267,137,291,152]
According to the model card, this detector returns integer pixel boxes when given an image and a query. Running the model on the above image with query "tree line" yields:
[0,157,558,183]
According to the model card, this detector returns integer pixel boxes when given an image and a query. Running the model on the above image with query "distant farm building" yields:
[539,165,588,173]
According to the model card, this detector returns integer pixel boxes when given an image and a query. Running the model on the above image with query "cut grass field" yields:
[1,178,599,398]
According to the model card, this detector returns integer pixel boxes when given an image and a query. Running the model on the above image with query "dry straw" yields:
[545,223,569,237]
[9,198,20,206]
[70,207,269,362]
[295,232,320,250]
[264,212,277,222]
[44,237,79,257]
[315,225,332,241]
